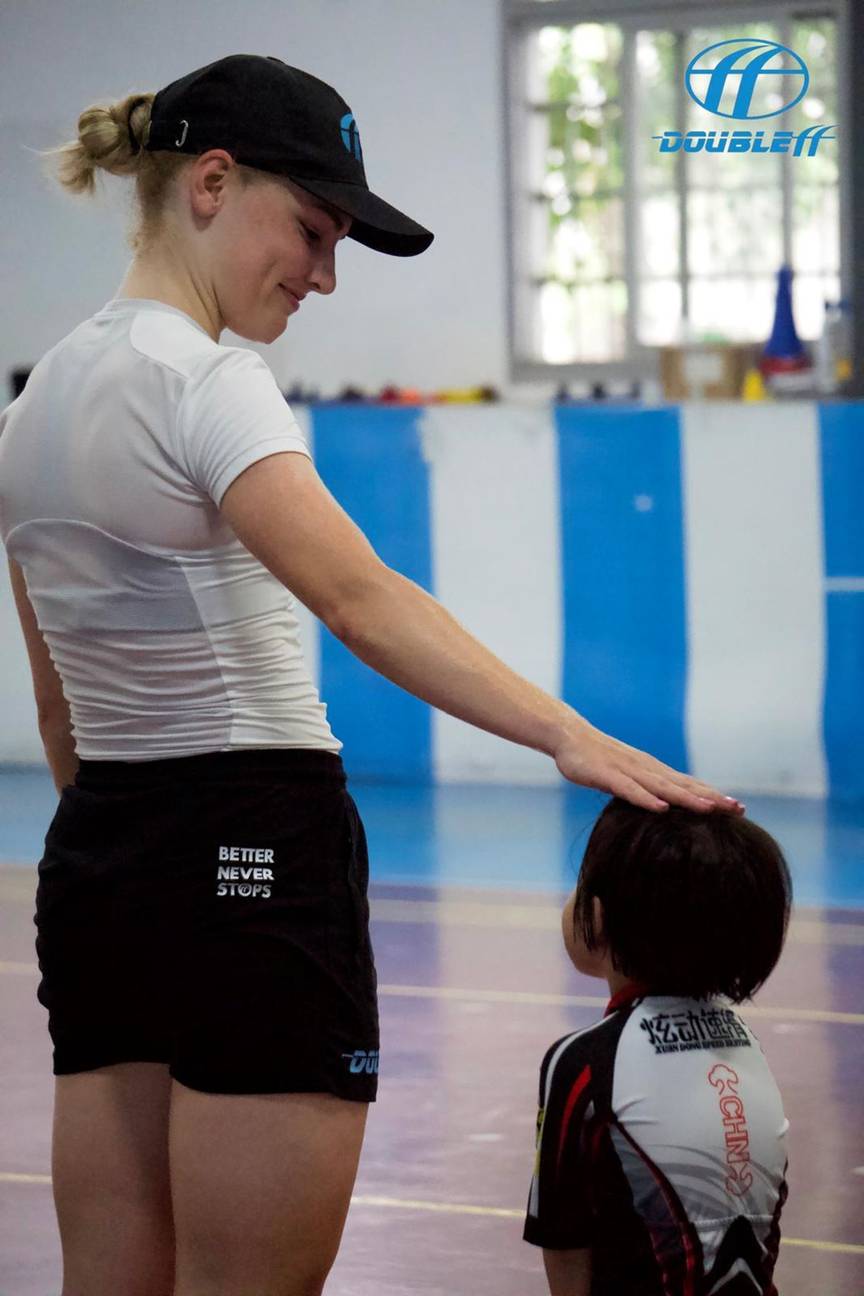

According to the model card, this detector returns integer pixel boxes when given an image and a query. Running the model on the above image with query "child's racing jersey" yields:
[524,988,788,1295]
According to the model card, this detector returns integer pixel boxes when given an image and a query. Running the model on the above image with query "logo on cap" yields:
[340,112,362,162]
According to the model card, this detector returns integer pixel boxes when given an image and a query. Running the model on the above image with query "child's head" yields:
[563,798,792,1003]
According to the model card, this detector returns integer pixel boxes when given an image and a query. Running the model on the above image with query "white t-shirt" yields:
[0,297,341,761]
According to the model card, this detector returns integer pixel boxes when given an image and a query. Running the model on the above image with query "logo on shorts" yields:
[216,845,275,898]
[342,1049,379,1075]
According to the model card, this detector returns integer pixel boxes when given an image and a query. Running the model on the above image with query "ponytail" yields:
[41,92,154,195]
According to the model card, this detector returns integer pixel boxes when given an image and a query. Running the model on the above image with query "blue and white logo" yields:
[340,112,363,162]
[653,36,834,157]
[343,1048,379,1075]
[685,39,809,121]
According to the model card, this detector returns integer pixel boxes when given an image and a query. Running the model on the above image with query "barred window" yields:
[505,1,847,376]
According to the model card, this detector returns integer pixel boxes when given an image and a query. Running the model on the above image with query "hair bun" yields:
[41,91,154,196]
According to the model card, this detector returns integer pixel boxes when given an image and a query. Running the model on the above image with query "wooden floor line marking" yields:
[369,900,864,946]
[1,1176,860,1254]
[1,964,862,1025]
[3,874,864,943]
[378,983,864,1026]
[350,1196,863,1254]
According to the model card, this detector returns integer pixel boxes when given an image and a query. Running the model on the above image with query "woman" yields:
[0,55,742,1296]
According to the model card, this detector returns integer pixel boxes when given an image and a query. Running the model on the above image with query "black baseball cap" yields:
[144,54,433,257]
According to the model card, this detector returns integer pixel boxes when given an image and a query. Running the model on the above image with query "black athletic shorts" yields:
[34,749,379,1100]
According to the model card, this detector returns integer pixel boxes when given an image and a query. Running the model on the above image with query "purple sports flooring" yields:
[2,858,863,1295]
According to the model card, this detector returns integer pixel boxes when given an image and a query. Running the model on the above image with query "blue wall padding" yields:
[555,406,689,773]
[313,406,433,782]
[819,403,864,799]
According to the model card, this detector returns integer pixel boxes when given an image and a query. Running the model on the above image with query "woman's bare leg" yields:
[170,1083,368,1296]
[52,1062,175,1296]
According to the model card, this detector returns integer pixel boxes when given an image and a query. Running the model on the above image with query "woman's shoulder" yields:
[126,306,222,383]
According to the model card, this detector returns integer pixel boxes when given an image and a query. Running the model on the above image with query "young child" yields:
[524,797,792,1296]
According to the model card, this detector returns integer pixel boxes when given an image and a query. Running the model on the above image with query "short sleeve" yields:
[524,1035,597,1250]
[175,347,310,506]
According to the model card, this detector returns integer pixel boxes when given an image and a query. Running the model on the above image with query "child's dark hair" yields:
[574,798,792,1002]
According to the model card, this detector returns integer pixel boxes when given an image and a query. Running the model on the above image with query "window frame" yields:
[503,0,853,382]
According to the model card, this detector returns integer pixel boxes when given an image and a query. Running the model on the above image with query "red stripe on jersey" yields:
[556,1065,591,1172]
[604,982,650,1016]
[614,1119,702,1296]
[763,1168,788,1291]
[590,1114,609,1161]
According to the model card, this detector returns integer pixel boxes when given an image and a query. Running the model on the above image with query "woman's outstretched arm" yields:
[220,452,743,816]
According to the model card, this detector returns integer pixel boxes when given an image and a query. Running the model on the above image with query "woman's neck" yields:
[115,260,221,341]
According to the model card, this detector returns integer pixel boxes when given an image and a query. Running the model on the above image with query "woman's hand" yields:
[553,719,744,814]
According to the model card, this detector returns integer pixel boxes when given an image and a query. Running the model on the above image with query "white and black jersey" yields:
[524,987,788,1295]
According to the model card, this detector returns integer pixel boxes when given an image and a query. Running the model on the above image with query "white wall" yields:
[0,0,508,396]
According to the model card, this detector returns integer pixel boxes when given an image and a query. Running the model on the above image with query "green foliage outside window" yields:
[528,14,841,364]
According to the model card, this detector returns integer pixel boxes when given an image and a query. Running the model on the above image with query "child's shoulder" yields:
[541,1011,623,1062]
[538,1009,632,1093]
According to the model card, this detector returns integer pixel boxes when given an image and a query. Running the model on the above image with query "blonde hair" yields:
[40,90,257,256]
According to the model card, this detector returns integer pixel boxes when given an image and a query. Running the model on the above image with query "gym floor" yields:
[1,769,862,1295]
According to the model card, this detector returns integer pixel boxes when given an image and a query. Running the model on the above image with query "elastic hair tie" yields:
[126,96,150,155]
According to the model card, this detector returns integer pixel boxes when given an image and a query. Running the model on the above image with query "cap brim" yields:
[291,177,433,257]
